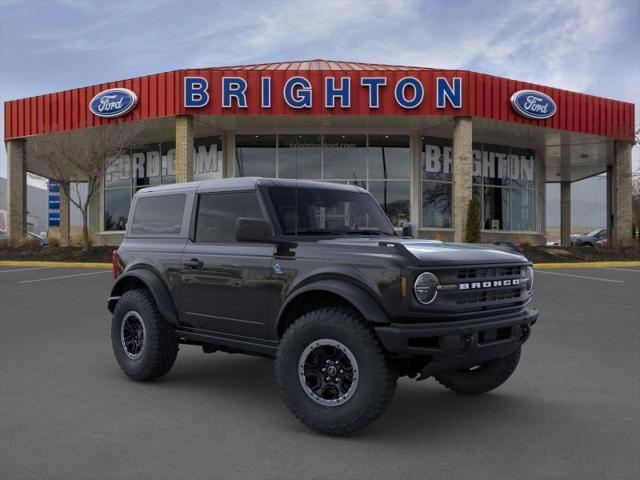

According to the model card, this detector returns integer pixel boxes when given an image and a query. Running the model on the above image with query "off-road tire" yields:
[434,347,521,395]
[275,307,397,436]
[111,289,178,381]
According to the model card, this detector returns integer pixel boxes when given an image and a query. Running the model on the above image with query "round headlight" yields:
[525,266,534,293]
[414,272,439,305]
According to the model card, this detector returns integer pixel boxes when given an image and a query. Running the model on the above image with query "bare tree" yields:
[27,122,143,251]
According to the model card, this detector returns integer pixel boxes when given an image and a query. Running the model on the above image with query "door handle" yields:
[184,258,203,268]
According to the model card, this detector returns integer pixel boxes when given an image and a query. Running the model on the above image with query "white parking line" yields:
[0,267,53,273]
[536,270,624,283]
[598,267,640,273]
[18,270,111,284]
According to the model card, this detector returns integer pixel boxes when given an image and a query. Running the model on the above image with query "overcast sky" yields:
[1,0,638,181]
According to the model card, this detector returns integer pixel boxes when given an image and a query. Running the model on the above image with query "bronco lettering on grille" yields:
[459,279,520,290]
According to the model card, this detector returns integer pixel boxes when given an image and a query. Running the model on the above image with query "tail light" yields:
[112,250,120,279]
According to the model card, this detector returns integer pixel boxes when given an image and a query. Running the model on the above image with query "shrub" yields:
[465,199,482,243]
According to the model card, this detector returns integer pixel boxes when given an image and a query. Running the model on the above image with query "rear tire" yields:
[111,289,178,381]
[275,307,397,436]
[434,348,521,395]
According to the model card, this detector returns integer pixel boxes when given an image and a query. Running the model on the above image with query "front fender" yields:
[276,279,391,336]
[108,268,179,325]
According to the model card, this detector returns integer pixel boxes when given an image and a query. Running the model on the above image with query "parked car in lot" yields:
[107,178,538,435]
[571,228,607,247]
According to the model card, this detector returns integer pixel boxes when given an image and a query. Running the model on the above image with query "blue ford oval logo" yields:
[510,89,556,120]
[89,88,138,118]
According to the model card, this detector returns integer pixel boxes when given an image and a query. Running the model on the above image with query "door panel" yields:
[180,243,275,339]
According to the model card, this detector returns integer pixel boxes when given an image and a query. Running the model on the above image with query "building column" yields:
[610,141,633,247]
[452,117,473,243]
[175,115,194,183]
[222,133,235,178]
[58,182,71,247]
[560,181,571,246]
[409,133,422,227]
[6,139,27,245]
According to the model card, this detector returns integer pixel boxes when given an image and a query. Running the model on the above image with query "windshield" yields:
[267,186,395,236]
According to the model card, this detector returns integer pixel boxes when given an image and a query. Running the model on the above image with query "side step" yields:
[175,327,278,357]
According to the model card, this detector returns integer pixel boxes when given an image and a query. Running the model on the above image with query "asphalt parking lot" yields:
[1,265,639,480]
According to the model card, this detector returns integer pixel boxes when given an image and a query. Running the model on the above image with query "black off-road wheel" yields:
[434,348,521,395]
[275,307,397,436]
[111,289,178,381]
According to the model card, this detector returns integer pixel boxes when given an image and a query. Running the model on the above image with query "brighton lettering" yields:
[184,75,463,110]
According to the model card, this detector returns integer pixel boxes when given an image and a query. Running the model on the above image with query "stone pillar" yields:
[6,139,27,245]
[610,141,633,247]
[59,181,71,247]
[222,133,236,178]
[409,133,422,227]
[452,117,473,243]
[560,181,571,246]
[175,115,194,183]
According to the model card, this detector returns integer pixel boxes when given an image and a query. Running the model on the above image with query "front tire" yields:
[275,307,397,436]
[111,289,178,381]
[434,348,521,395]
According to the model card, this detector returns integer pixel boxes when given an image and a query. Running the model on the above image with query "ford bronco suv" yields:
[108,178,538,435]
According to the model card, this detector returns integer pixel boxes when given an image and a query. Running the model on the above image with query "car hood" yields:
[316,237,529,266]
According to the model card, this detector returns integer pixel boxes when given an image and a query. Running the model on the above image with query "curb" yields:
[1,260,638,270]
[533,261,640,269]
[0,260,111,268]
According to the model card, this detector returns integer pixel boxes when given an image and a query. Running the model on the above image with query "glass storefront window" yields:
[194,136,223,181]
[161,141,176,184]
[105,153,131,188]
[510,188,535,231]
[422,136,452,182]
[104,188,131,231]
[482,143,510,187]
[278,134,322,179]
[483,186,509,230]
[235,135,277,177]
[132,143,162,188]
[422,181,452,228]
[323,135,366,180]
[368,181,410,227]
[509,146,535,189]
[368,135,410,179]
[421,136,537,232]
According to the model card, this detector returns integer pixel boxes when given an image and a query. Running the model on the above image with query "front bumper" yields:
[375,307,538,375]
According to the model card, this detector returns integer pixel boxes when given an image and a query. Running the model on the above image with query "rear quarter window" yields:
[130,194,186,235]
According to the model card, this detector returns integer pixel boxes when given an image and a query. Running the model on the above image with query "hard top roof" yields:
[134,177,367,196]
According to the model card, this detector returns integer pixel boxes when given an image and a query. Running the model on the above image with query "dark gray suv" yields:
[108,177,538,435]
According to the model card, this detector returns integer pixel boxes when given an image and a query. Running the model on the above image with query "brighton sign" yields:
[183,76,464,110]
[510,89,557,120]
[89,88,138,118]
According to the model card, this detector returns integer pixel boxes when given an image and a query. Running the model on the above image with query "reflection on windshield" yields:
[268,186,395,236]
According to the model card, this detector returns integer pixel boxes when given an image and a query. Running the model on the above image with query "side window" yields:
[130,194,186,235]
[195,191,263,243]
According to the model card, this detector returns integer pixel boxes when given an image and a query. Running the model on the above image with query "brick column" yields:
[59,181,71,247]
[175,115,194,183]
[6,139,27,245]
[560,181,571,246]
[452,117,473,243]
[610,141,633,247]
[409,133,422,227]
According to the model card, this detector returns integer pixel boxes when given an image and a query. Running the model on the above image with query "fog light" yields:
[414,272,439,305]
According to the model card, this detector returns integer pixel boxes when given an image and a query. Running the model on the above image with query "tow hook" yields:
[520,325,531,342]
[461,335,473,352]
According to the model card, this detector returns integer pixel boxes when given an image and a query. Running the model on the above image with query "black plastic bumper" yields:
[375,307,538,375]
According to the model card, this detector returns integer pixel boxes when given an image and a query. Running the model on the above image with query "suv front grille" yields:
[457,266,523,280]
[456,287,522,305]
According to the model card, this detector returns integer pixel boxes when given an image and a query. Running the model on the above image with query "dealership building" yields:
[3,60,636,246]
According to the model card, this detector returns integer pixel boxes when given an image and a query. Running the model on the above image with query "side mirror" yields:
[235,217,274,243]
[401,222,416,239]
